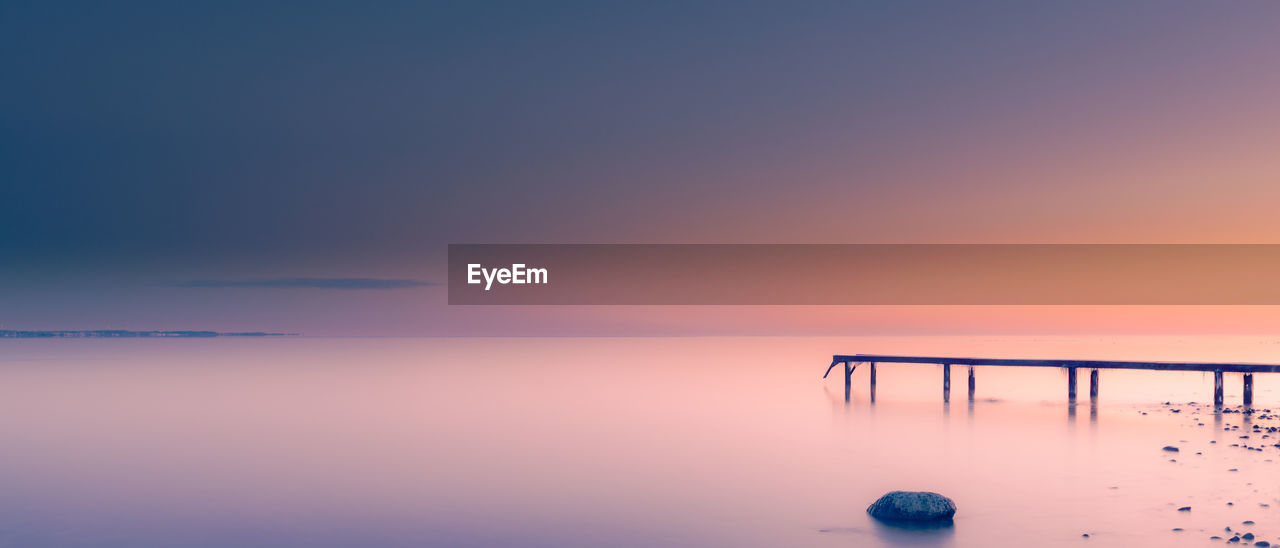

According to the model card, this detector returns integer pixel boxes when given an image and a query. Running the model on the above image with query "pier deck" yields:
[825,354,1279,406]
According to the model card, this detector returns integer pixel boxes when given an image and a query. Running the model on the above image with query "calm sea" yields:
[0,336,1276,547]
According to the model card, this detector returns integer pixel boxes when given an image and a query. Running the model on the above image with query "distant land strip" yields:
[0,330,298,338]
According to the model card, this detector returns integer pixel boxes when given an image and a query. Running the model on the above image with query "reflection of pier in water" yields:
[825,354,1278,406]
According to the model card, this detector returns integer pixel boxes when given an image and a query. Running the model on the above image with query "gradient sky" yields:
[4,2,1280,335]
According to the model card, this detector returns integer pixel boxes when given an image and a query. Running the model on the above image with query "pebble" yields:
[1132,403,1280,541]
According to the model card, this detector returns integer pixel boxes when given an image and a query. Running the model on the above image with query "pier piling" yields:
[943,363,951,403]
[843,361,851,402]
[869,362,876,402]
[1089,369,1099,399]
[1067,367,1078,401]
[1214,370,1224,407]
[1244,373,1254,405]
[967,366,975,401]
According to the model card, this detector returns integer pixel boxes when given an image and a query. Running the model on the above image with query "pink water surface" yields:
[0,336,1276,546]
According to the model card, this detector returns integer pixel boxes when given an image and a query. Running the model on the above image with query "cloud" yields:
[166,277,436,290]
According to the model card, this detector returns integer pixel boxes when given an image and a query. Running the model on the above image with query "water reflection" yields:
[1065,397,1103,432]
[870,519,956,547]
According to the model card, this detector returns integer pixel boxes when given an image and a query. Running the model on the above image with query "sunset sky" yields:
[4,2,1280,335]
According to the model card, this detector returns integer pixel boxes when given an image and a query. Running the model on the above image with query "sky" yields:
[4,2,1280,335]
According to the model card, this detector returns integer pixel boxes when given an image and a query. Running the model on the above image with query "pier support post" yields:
[869,362,876,403]
[943,363,951,403]
[1244,373,1253,405]
[843,361,851,402]
[1089,369,1099,399]
[1214,370,1224,407]
[967,366,975,401]
[1067,367,1078,401]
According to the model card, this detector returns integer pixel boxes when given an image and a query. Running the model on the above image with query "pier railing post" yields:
[1067,366,1078,401]
[1089,369,1099,399]
[1244,373,1254,405]
[967,366,975,401]
[943,363,951,403]
[1214,370,1224,407]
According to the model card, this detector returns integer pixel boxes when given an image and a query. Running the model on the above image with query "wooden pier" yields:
[825,354,1279,406]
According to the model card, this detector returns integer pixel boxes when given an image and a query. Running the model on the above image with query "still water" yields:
[0,336,1277,547]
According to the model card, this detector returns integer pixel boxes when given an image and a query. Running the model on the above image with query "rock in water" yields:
[1162,446,1180,452]
[867,491,956,522]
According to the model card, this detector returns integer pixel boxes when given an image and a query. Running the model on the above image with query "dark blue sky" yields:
[4,2,1280,334]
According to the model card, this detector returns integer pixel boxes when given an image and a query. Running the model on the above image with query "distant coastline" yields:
[0,330,298,338]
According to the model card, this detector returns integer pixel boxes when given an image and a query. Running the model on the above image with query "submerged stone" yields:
[867,491,956,522]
